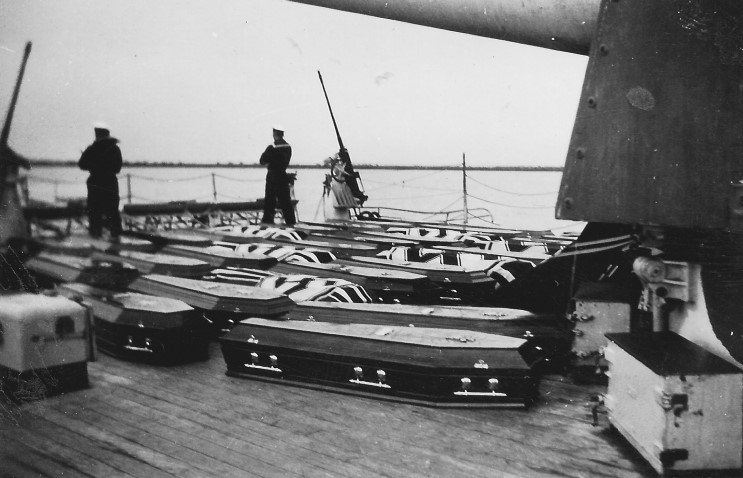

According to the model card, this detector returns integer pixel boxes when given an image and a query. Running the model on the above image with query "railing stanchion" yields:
[212,173,217,202]
[127,174,132,204]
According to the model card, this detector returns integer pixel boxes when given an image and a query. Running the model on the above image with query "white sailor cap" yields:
[272,124,285,133]
[93,121,110,132]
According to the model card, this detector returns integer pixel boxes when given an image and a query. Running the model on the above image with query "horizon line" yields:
[28,159,563,171]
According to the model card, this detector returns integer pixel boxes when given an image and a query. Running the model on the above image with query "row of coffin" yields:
[0,277,563,407]
[3,223,579,407]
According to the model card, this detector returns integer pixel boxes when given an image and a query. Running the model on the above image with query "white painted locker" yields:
[605,332,743,475]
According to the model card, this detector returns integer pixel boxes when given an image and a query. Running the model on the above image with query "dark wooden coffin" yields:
[337,256,496,303]
[349,234,417,247]
[128,274,294,315]
[57,283,209,364]
[222,235,379,258]
[33,234,156,256]
[338,256,493,286]
[161,244,277,269]
[220,318,541,407]
[91,250,213,278]
[285,302,572,372]
[354,230,466,246]
[128,274,295,334]
[125,229,216,247]
[433,244,551,266]
[25,251,140,289]
[270,261,442,304]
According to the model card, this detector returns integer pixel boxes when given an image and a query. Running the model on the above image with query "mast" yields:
[0,41,33,246]
[462,153,468,227]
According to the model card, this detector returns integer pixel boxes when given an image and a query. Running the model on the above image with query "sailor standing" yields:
[78,122,123,241]
[259,125,296,226]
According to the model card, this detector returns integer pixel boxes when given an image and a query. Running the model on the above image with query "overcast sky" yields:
[0,0,588,167]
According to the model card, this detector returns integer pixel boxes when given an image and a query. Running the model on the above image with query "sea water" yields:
[23,166,579,232]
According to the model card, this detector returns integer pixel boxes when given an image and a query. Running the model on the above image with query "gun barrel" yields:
[288,0,599,55]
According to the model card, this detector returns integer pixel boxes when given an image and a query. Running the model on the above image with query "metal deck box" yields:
[0,292,92,401]
[605,332,743,475]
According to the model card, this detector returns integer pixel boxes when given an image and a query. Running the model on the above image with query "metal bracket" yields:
[633,257,690,302]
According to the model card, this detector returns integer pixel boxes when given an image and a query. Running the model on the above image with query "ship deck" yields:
[0,343,658,478]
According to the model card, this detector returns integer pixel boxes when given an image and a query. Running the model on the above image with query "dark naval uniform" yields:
[78,136,123,238]
[259,138,296,225]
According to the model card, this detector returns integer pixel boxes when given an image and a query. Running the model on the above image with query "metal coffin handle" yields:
[454,377,507,397]
[243,352,282,373]
[349,366,391,389]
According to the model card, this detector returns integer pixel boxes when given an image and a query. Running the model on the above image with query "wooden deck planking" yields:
[97,359,471,478]
[141,353,641,477]
[0,438,93,478]
[81,384,365,478]
[0,343,657,478]
[103,354,546,477]
[9,412,170,478]
[0,420,134,478]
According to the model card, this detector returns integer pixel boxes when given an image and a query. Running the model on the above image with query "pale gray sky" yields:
[0,0,587,167]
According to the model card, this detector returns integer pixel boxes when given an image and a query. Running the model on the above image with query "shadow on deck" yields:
[0,343,657,478]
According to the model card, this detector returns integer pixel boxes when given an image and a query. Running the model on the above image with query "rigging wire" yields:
[568,234,634,248]
[370,191,461,202]
[420,196,466,221]
[366,205,468,217]
[554,239,635,258]
[466,192,554,209]
[25,175,79,185]
[465,173,558,196]
[216,192,256,200]
[213,174,264,183]
[125,173,212,182]
[366,182,462,194]
[362,169,446,186]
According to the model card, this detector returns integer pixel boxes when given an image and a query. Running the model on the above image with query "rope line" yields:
[366,206,469,216]
[370,191,461,202]
[466,193,554,209]
[554,239,635,258]
[127,194,161,202]
[25,175,80,185]
[363,169,446,187]
[465,173,558,196]
[420,196,466,221]
[217,192,255,200]
[569,234,634,248]
[213,174,264,182]
[125,173,212,182]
